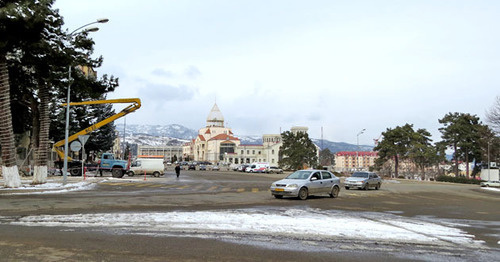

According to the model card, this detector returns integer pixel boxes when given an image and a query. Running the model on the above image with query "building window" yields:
[272,150,274,154]
[241,150,244,154]
[252,150,255,154]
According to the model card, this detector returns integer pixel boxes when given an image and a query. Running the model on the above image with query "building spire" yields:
[206,102,224,127]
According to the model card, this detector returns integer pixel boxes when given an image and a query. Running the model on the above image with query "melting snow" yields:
[0,208,486,248]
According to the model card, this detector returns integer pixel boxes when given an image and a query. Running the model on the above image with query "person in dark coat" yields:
[175,164,181,178]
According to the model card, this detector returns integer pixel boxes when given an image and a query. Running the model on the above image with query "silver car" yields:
[344,171,382,190]
[270,169,341,200]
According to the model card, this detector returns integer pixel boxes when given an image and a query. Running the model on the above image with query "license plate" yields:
[275,188,284,192]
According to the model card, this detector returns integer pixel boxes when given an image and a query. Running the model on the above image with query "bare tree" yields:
[486,96,500,134]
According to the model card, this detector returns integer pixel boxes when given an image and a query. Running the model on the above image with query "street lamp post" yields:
[62,18,108,185]
[356,129,366,171]
[488,140,491,181]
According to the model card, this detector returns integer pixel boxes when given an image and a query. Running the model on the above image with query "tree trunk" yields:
[32,85,49,184]
[0,55,21,188]
[394,155,399,178]
[454,143,459,177]
[465,148,469,179]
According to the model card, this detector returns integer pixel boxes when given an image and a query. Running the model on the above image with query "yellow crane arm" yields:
[53,98,141,161]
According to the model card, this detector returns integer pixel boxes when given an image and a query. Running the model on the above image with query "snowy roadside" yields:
[482,186,500,192]
[1,207,498,261]
[0,177,98,195]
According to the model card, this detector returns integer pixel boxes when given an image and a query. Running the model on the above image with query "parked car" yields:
[266,166,283,174]
[270,169,340,200]
[212,165,220,171]
[188,164,196,170]
[480,180,500,187]
[199,165,207,171]
[238,164,250,172]
[344,171,382,190]
[246,162,270,173]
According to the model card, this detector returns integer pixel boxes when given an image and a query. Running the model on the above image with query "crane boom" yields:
[53,98,141,161]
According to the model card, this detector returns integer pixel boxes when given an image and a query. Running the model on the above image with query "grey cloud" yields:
[143,83,197,102]
[152,68,175,78]
[184,66,201,79]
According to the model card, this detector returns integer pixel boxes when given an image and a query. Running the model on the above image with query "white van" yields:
[127,158,165,177]
[246,162,270,173]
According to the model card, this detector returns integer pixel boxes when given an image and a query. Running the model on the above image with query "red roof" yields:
[197,135,206,141]
[208,134,239,141]
[205,128,211,134]
[336,151,378,157]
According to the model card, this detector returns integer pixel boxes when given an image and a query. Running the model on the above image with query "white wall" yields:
[480,169,499,181]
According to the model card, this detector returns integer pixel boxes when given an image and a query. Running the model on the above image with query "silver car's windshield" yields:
[352,173,369,178]
[286,170,312,179]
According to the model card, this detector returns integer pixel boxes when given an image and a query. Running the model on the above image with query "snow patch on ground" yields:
[0,180,96,195]
[482,187,500,192]
[383,180,401,183]
[0,208,486,248]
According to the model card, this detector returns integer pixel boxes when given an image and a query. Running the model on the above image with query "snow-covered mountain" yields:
[115,124,374,152]
[116,124,198,140]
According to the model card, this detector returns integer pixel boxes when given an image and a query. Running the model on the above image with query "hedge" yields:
[436,175,483,185]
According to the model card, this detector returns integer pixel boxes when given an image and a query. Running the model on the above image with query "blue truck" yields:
[96,153,128,178]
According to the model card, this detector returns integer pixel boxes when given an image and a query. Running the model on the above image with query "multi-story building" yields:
[137,145,183,162]
[334,151,378,172]
[183,103,290,166]
[183,103,241,162]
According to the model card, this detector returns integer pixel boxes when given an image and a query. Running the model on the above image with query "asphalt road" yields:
[0,170,499,261]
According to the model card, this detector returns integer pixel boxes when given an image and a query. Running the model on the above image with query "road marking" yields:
[207,186,218,191]
[251,188,259,192]
[149,184,164,188]
[135,184,152,187]
[177,185,190,189]
[237,188,245,193]
[221,187,232,192]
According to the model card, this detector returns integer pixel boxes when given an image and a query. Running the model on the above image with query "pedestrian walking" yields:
[175,164,181,178]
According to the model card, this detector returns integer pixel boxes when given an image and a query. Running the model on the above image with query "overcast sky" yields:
[54,0,499,146]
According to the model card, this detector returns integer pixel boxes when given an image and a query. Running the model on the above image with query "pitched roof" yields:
[207,103,224,123]
[197,135,206,141]
[208,134,239,141]
[335,151,377,157]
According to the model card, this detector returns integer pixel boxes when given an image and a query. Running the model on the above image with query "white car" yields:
[480,181,500,187]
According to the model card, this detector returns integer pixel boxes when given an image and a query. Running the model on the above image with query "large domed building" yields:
[183,103,283,166]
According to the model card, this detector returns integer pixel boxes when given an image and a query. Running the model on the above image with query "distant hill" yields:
[312,139,374,153]
[115,124,374,152]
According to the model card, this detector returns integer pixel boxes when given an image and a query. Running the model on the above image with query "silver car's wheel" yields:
[127,171,135,177]
[329,186,339,198]
[153,171,160,177]
[375,183,381,190]
[345,186,350,190]
[364,183,369,190]
[298,187,308,200]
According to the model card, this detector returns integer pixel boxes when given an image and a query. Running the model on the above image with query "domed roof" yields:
[206,103,224,127]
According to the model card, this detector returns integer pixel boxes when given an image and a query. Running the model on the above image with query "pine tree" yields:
[278,131,318,170]
[439,113,482,178]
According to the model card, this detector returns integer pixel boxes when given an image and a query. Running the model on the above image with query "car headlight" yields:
[286,184,298,188]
